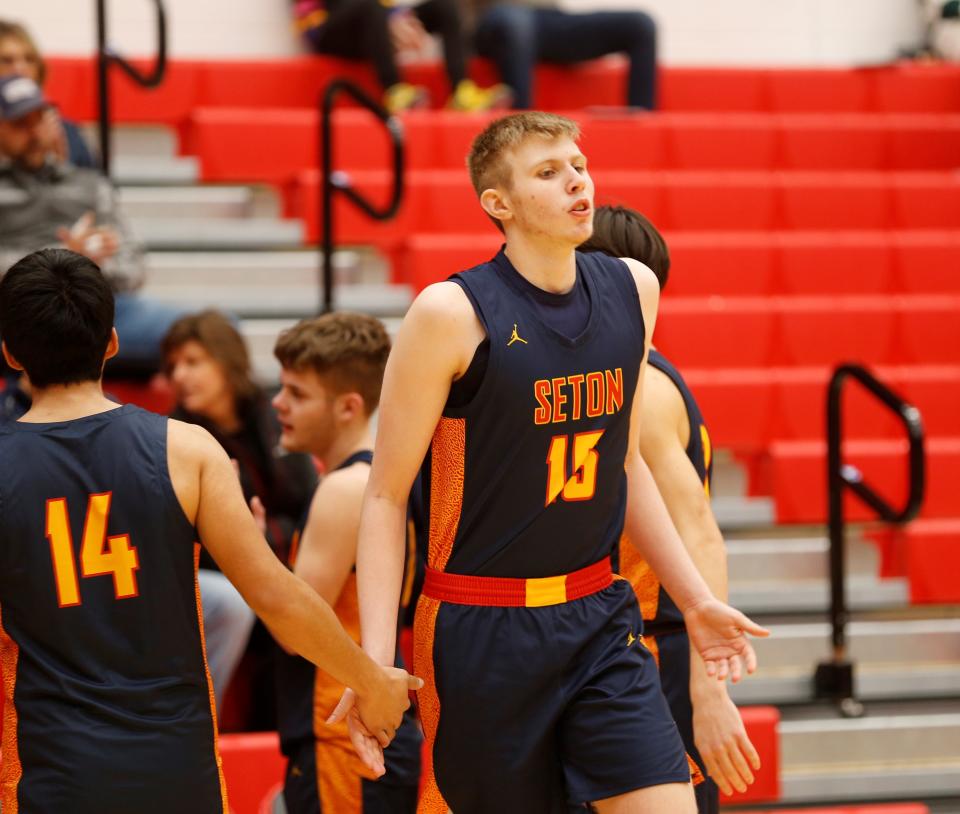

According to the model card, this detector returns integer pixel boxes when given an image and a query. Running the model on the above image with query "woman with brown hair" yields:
[0,19,96,167]
[162,310,317,714]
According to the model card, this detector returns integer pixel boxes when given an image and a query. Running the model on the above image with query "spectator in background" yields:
[293,0,511,112]
[0,19,96,168]
[0,74,180,376]
[162,310,317,711]
[470,0,658,109]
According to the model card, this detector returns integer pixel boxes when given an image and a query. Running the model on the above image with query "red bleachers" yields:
[180,109,960,183]
[768,438,960,524]
[219,732,285,814]
[868,519,960,603]
[43,57,960,123]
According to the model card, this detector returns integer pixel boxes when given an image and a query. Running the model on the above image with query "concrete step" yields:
[727,536,882,581]
[731,618,960,705]
[712,495,776,530]
[112,156,200,185]
[143,282,413,319]
[145,249,389,286]
[118,186,256,219]
[84,124,178,159]
[130,218,304,250]
[780,712,960,803]
[729,574,909,615]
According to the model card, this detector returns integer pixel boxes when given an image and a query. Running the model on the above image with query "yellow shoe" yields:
[447,79,514,112]
[383,82,431,114]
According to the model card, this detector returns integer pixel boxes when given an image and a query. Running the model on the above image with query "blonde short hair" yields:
[467,111,580,197]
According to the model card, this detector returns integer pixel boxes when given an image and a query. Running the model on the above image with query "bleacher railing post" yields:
[815,363,925,716]
[319,79,404,314]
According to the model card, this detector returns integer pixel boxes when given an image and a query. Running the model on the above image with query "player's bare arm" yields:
[166,419,420,756]
[640,372,761,794]
[356,280,485,664]
[619,258,769,680]
[294,466,366,606]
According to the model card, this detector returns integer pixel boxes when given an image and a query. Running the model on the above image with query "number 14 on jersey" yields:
[46,493,140,607]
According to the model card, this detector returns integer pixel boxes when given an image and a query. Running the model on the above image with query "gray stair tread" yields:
[727,535,882,581]
[84,125,178,159]
[731,662,960,705]
[143,283,413,318]
[712,495,776,529]
[118,186,254,219]
[730,575,909,613]
[112,156,199,185]
[781,763,960,802]
[131,218,304,249]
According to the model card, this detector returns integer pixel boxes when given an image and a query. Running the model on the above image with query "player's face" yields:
[166,340,234,421]
[272,367,336,456]
[501,135,594,246]
[0,37,41,83]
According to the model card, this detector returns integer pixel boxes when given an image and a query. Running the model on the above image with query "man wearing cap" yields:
[0,74,180,376]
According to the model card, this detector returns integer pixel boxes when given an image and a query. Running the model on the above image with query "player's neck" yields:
[504,232,577,294]
[316,420,373,472]
[19,380,120,423]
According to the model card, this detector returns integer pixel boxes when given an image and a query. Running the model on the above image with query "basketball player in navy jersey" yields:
[581,205,761,811]
[332,112,769,814]
[0,249,419,814]
[270,313,421,813]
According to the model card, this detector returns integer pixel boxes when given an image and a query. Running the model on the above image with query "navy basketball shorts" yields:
[282,738,418,814]
[414,560,691,813]
[647,630,719,814]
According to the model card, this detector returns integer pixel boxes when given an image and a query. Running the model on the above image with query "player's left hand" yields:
[684,599,769,682]
[328,688,387,777]
[692,685,761,795]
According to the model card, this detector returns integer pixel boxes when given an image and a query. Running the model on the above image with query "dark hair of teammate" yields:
[580,204,671,291]
[0,248,114,388]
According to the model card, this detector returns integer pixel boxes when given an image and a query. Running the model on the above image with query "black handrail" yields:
[320,79,404,314]
[814,364,925,716]
[96,0,168,175]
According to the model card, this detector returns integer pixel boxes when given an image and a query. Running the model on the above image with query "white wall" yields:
[3,0,926,65]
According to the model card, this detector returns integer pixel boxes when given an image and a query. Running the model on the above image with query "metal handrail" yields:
[96,0,168,174]
[814,363,925,716]
[320,79,404,313]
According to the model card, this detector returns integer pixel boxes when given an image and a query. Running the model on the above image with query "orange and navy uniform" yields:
[618,348,718,814]
[275,450,420,814]
[412,249,691,813]
[0,405,227,814]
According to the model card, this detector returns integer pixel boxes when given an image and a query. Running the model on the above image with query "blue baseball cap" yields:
[0,75,49,121]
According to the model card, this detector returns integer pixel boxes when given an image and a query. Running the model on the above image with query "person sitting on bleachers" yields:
[0,19,96,168]
[162,310,317,716]
[0,74,181,376]
[293,0,511,112]
[470,0,658,109]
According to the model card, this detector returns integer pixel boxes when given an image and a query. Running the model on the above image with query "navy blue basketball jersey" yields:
[0,404,226,814]
[417,248,646,579]
[620,348,713,633]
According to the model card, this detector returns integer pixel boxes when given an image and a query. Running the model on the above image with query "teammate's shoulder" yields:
[167,418,223,460]
[616,257,659,293]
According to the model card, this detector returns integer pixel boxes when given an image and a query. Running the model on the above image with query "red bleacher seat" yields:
[723,706,781,804]
[219,732,285,814]
[777,296,896,366]
[769,438,960,523]
[868,519,960,603]
[656,298,776,368]
[776,232,894,295]
[893,232,960,294]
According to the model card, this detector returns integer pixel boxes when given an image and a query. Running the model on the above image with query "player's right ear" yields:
[1,341,24,372]
[480,187,511,226]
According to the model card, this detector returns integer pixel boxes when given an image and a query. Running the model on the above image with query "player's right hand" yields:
[328,668,423,768]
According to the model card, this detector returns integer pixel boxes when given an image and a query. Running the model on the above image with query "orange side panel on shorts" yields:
[0,604,21,814]
[427,418,465,571]
[413,595,449,814]
[619,536,660,621]
[315,739,365,813]
[194,544,230,813]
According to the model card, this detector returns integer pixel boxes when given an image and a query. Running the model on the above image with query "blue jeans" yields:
[198,569,255,712]
[473,6,657,109]
[110,293,185,376]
